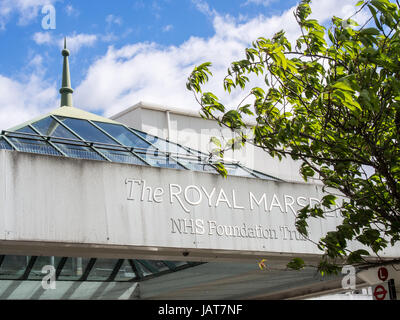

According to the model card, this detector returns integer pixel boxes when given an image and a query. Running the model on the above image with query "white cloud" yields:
[0,73,58,130]
[61,33,98,52]
[65,4,79,17]
[162,24,173,32]
[106,14,123,27]
[74,0,368,119]
[0,51,58,130]
[242,0,278,7]
[32,31,52,44]
[32,32,98,53]
[0,0,369,130]
[191,0,217,17]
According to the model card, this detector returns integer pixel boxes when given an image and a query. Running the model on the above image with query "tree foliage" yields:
[187,0,400,273]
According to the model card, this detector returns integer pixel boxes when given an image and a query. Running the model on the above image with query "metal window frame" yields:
[161,261,177,271]
[178,160,217,173]
[236,163,260,178]
[122,125,190,170]
[2,119,212,172]
[0,134,19,151]
[78,258,97,281]
[0,117,279,180]
[106,259,125,282]
[55,257,68,280]
[28,124,69,157]
[50,115,112,162]
[5,134,62,157]
[19,256,37,280]
[250,168,282,181]
[3,128,167,166]
[0,255,5,269]
[3,130,110,162]
[137,260,159,274]
[88,120,151,166]
[92,121,158,151]
[0,254,204,282]
[128,259,143,280]
[131,127,195,156]
[57,117,183,168]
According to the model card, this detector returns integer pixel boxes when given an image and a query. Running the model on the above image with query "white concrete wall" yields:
[0,150,338,260]
[1,150,398,262]
[111,102,306,183]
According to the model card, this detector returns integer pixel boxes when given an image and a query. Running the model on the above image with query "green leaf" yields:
[210,136,221,148]
[322,195,337,208]
[287,258,305,270]
[331,81,354,92]
[239,104,254,116]
[359,27,380,36]
[251,87,265,98]
[187,0,399,274]
[213,162,227,178]
[347,249,370,264]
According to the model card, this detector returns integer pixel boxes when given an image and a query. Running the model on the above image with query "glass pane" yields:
[56,117,116,144]
[96,147,147,165]
[194,149,209,156]
[0,255,30,279]
[86,258,116,281]
[9,137,61,156]
[0,138,13,150]
[140,153,185,169]
[131,129,191,155]
[176,158,217,173]
[94,122,153,150]
[114,260,137,281]
[57,257,91,280]
[32,117,79,140]
[53,141,105,161]
[168,261,190,268]
[224,164,255,178]
[139,260,169,273]
[16,126,36,134]
[250,169,277,181]
[28,256,56,280]
[131,260,152,277]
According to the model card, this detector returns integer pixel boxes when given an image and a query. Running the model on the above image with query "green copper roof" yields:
[7,106,119,132]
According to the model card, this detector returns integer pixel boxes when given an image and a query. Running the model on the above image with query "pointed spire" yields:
[59,37,74,107]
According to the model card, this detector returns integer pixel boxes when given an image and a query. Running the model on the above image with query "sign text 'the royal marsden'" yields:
[125,178,341,217]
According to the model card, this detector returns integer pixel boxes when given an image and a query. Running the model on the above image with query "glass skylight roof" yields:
[0,115,279,181]
[0,254,201,282]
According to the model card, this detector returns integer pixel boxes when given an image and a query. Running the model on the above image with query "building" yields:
[111,101,306,184]
[0,40,398,300]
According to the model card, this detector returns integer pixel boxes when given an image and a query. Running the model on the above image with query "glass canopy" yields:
[0,115,279,181]
[0,254,200,282]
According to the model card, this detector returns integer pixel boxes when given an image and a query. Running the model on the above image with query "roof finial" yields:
[60,37,74,107]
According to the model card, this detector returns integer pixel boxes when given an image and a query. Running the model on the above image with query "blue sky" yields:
[0,0,364,129]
